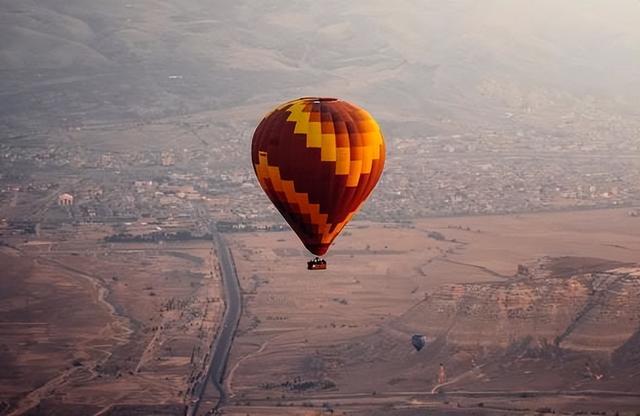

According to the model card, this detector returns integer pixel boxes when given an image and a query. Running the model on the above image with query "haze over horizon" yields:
[2,0,640,134]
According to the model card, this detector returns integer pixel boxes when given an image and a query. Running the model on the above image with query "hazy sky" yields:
[1,0,639,128]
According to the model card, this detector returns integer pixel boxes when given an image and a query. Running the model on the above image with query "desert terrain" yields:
[0,224,222,415]
[223,208,640,415]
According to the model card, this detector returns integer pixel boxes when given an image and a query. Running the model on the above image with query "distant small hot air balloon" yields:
[411,334,427,351]
[251,97,385,266]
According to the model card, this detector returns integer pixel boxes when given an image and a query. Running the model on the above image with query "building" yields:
[161,151,175,166]
[438,363,447,384]
[58,193,74,206]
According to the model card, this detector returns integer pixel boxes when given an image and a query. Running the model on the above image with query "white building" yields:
[58,193,74,206]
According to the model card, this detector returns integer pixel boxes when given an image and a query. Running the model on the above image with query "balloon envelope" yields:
[411,334,427,351]
[251,97,385,255]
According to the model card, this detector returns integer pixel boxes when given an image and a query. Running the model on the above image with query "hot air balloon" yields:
[251,97,385,268]
[411,334,427,351]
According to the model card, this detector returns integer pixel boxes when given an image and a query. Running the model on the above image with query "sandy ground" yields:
[2,209,640,415]
[222,208,640,415]
[0,223,223,415]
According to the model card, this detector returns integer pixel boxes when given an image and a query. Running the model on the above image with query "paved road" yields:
[188,232,242,416]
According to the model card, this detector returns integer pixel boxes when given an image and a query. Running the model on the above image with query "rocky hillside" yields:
[324,257,640,394]
[2,1,640,133]
[401,257,640,352]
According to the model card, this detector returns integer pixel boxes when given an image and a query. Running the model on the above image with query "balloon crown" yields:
[297,96,339,102]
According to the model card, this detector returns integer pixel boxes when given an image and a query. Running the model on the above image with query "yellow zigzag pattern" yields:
[255,152,354,244]
[284,101,384,187]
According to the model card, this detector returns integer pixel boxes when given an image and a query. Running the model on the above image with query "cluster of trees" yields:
[104,230,212,242]
[261,377,336,392]
[3,221,36,234]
